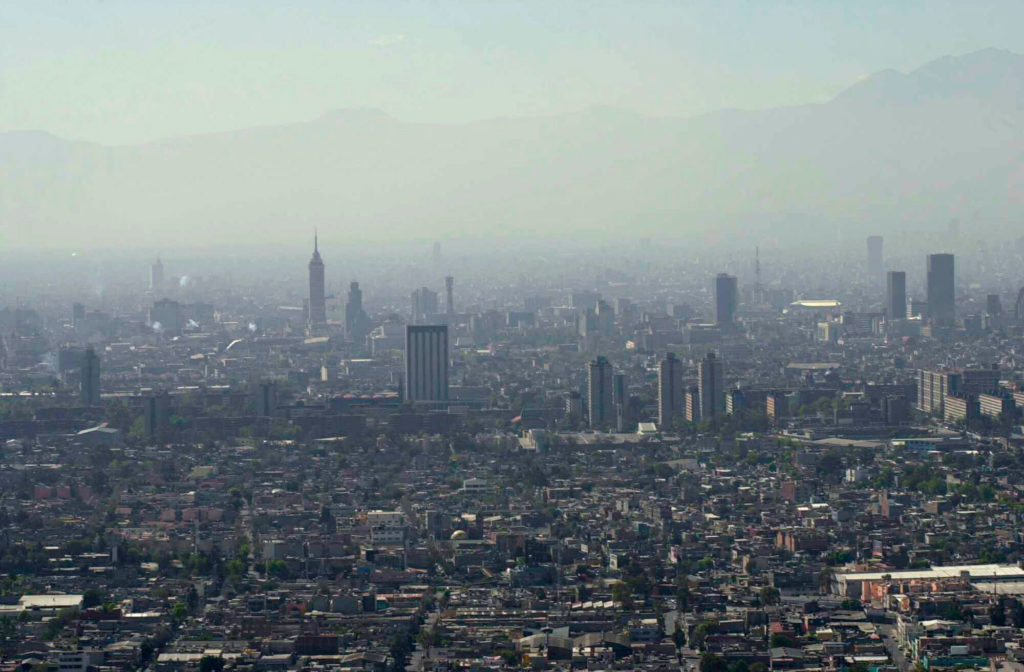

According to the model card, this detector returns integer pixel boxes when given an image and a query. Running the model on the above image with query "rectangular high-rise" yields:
[405,325,449,402]
[81,347,101,406]
[150,258,164,292]
[926,253,955,325]
[886,271,906,321]
[867,236,884,274]
[698,352,724,421]
[587,356,614,428]
[714,273,738,329]
[657,352,684,427]
[410,287,439,325]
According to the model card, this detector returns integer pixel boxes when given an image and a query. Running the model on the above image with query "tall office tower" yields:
[345,281,369,343]
[445,276,455,316]
[714,273,738,329]
[867,236,884,274]
[256,381,277,418]
[308,233,327,327]
[72,303,85,331]
[926,253,955,326]
[986,294,1003,316]
[657,352,684,427]
[410,287,439,324]
[433,241,441,262]
[405,325,449,401]
[612,373,629,432]
[150,258,164,292]
[81,347,101,405]
[886,271,907,321]
[612,373,627,407]
[144,391,170,438]
[586,356,614,428]
[698,351,724,421]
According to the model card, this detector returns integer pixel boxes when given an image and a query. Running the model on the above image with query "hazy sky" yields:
[2,0,1022,145]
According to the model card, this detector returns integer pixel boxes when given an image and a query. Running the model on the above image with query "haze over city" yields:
[4,3,1024,672]
[2,1,1023,249]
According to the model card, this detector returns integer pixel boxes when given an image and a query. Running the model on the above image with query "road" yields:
[878,623,909,672]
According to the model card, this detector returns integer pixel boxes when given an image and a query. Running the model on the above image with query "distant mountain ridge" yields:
[2,49,1022,248]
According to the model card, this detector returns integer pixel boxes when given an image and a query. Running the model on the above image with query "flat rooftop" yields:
[836,564,1024,582]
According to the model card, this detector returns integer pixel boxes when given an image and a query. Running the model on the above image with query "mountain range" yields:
[1,48,1022,249]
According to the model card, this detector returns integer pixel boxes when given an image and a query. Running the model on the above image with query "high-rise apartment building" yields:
[926,253,955,325]
[405,325,449,402]
[698,351,724,421]
[587,356,614,428]
[886,271,907,321]
[917,367,999,415]
[657,352,684,427]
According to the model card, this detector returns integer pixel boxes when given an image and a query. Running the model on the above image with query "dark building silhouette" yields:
[405,325,448,402]
[345,281,369,345]
[926,253,955,326]
[587,356,614,428]
[150,298,184,333]
[657,352,683,427]
[698,351,724,421]
[714,273,738,329]
[986,294,1002,316]
[81,347,101,406]
[144,391,170,438]
[886,271,907,321]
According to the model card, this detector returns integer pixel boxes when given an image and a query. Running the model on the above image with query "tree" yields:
[770,633,796,648]
[82,589,105,609]
[672,623,687,649]
[700,652,728,672]
[760,586,780,606]
[171,602,187,625]
[611,582,634,611]
[198,656,224,672]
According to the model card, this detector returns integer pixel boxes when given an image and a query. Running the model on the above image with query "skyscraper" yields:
[345,281,369,344]
[886,271,907,321]
[986,294,1002,316]
[405,325,449,402]
[410,287,439,324]
[657,352,684,428]
[150,258,164,293]
[587,356,614,428]
[445,276,455,316]
[926,253,955,325]
[698,351,724,421]
[81,347,101,406]
[714,273,738,329]
[867,236,884,274]
[308,233,327,327]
